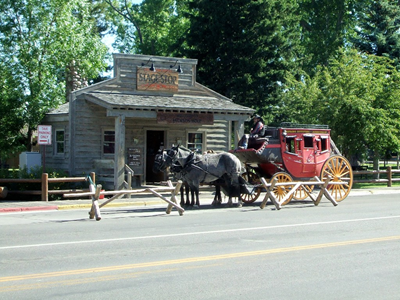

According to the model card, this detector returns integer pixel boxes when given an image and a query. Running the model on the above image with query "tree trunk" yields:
[25,127,33,152]
[373,149,380,179]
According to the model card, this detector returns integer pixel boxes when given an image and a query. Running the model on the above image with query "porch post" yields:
[114,115,126,190]
[233,120,245,149]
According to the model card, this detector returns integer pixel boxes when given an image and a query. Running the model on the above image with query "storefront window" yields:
[187,133,203,153]
[55,130,65,154]
[103,130,115,154]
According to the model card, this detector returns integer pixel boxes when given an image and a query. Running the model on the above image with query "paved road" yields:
[0,193,399,299]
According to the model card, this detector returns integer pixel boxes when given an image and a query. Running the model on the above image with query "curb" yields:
[0,206,58,213]
[56,200,166,210]
[0,200,173,213]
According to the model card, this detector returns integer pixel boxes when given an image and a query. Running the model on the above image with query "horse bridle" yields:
[153,148,178,171]
[165,148,178,163]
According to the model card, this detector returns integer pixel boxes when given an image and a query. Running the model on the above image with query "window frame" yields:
[102,129,115,156]
[186,131,206,153]
[54,128,65,155]
[320,136,329,152]
[303,134,314,148]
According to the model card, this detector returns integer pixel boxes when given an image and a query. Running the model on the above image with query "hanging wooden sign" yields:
[137,67,179,92]
[157,112,214,125]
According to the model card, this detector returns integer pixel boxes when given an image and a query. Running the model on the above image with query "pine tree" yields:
[298,0,357,73]
[353,0,400,67]
[181,0,302,121]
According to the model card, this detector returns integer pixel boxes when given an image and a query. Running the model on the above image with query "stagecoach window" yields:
[55,129,65,154]
[321,137,328,151]
[286,137,295,153]
[187,133,203,153]
[103,130,115,154]
[304,136,314,148]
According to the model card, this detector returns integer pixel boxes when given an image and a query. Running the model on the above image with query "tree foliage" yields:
[0,0,108,156]
[281,49,400,158]
[105,0,190,55]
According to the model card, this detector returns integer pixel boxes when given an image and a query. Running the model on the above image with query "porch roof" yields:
[80,91,254,115]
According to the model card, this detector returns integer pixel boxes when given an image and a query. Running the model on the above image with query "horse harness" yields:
[175,152,221,182]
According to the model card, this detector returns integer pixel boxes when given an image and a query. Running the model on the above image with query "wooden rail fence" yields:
[0,172,95,201]
[1,166,400,202]
[64,180,184,220]
[352,166,400,187]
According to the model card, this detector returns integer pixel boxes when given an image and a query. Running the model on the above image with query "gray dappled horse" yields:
[153,145,243,207]
[153,151,193,206]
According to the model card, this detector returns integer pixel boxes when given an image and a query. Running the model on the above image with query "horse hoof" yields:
[193,205,199,209]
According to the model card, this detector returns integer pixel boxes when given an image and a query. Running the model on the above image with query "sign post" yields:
[37,125,52,172]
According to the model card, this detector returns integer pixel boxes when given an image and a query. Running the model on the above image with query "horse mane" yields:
[176,145,194,153]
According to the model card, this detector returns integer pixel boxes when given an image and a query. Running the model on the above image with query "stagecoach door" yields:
[146,130,165,184]
[302,134,317,173]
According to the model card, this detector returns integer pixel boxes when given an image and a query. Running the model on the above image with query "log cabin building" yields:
[43,54,254,189]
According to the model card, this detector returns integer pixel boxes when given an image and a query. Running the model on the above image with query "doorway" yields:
[146,130,165,183]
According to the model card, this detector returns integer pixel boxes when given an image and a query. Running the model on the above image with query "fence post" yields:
[125,171,132,199]
[387,166,392,187]
[90,172,96,184]
[41,173,48,201]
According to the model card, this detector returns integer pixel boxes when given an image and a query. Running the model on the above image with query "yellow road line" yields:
[1,235,399,283]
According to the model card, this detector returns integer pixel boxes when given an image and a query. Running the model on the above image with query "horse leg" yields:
[211,183,218,206]
[227,197,233,207]
[212,184,222,206]
[184,183,190,206]
[216,185,222,204]
[237,196,243,208]
[193,187,200,208]
[180,185,185,207]
[233,176,243,208]
[190,188,195,207]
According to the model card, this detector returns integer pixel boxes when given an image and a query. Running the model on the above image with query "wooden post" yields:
[317,176,337,206]
[90,172,95,184]
[260,177,279,210]
[387,166,392,187]
[89,183,102,221]
[165,180,184,215]
[280,182,301,205]
[41,173,48,201]
[114,115,125,190]
[0,186,8,199]
[125,171,132,199]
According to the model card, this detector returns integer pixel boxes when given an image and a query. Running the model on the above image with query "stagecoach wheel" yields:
[293,184,314,201]
[240,171,261,204]
[270,172,294,205]
[320,155,353,202]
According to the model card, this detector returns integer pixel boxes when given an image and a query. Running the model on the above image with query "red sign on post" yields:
[38,125,52,145]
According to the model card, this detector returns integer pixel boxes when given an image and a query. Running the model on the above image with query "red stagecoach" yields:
[230,123,353,205]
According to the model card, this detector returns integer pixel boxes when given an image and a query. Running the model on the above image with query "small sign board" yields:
[38,125,52,145]
[128,147,142,167]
